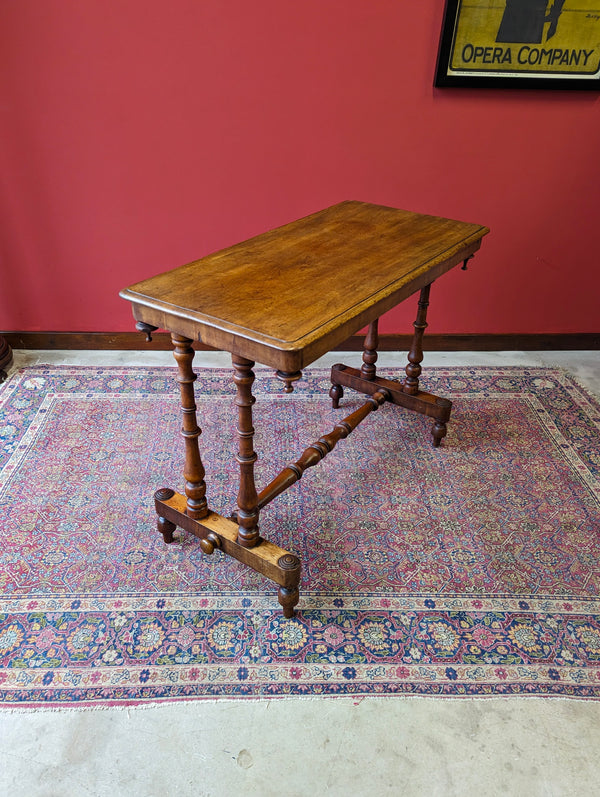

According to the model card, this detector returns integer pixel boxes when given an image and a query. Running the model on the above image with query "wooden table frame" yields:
[120,201,489,617]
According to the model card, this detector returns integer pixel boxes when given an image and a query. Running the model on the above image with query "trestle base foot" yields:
[330,364,453,447]
[154,490,302,617]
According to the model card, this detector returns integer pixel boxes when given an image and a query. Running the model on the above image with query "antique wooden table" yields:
[120,201,489,617]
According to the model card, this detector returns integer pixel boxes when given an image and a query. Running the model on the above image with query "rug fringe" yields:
[0,691,595,714]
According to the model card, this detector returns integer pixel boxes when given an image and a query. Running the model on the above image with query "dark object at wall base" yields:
[0,335,12,382]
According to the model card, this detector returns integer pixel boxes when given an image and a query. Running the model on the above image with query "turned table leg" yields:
[329,283,454,447]
[403,283,448,446]
[232,355,260,549]
[403,284,430,396]
[171,334,209,520]
[330,319,379,407]
[361,319,379,381]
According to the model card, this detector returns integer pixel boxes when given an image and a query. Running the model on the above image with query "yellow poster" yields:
[437,0,600,85]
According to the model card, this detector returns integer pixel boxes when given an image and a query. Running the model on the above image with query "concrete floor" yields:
[1,349,599,797]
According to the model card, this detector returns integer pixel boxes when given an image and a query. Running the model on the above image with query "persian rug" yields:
[0,365,599,707]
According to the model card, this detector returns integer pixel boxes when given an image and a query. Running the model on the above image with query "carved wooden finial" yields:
[275,370,302,393]
[136,321,159,342]
[277,553,301,571]
[200,532,221,555]
[154,487,175,501]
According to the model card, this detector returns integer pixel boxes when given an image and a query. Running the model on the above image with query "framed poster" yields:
[435,0,600,88]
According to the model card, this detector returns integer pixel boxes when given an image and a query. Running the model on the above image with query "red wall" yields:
[2,0,599,335]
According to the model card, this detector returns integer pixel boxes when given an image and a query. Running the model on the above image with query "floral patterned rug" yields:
[1,365,599,707]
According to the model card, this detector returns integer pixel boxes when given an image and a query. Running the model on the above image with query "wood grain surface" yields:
[120,201,489,369]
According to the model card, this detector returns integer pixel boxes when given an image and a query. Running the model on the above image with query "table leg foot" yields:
[158,515,176,543]
[278,587,300,618]
[329,383,344,408]
[431,397,452,447]
[155,488,177,542]
[431,419,447,448]
[276,553,301,618]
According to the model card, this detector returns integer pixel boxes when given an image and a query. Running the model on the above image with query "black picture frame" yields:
[435,0,600,89]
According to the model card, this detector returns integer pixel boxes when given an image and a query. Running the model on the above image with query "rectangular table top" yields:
[120,201,489,371]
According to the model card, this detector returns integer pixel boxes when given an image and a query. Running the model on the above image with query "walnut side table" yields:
[120,201,489,617]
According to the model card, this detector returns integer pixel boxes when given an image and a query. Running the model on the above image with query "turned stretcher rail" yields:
[257,388,390,511]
